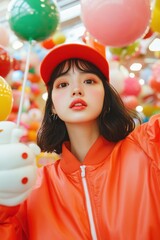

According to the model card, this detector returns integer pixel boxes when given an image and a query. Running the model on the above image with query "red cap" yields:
[40,43,109,85]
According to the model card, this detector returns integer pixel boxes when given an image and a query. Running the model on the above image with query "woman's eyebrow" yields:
[56,72,71,78]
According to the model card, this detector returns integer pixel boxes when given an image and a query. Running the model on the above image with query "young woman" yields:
[0,43,160,240]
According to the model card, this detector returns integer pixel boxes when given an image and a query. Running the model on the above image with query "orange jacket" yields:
[0,114,160,240]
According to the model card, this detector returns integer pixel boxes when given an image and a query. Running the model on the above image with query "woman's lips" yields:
[69,99,87,110]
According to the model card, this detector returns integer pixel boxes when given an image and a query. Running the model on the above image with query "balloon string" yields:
[16,41,32,127]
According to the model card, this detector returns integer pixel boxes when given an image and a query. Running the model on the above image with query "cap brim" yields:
[40,43,109,85]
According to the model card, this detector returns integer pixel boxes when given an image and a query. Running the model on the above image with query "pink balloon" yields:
[0,25,10,47]
[123,76,141,96]
[81,0,151,47]
[121,95,139,109]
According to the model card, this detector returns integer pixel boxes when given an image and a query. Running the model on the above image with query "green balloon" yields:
[7,0,60,41]
[110,41,140,57]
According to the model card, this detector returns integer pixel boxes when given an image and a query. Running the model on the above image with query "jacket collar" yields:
[60,136,116,174]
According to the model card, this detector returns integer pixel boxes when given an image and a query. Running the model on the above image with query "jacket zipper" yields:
[80,165,98,240]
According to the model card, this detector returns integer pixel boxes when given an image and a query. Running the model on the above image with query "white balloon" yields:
[109,61,128,94]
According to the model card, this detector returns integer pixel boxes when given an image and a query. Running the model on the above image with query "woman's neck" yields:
[66,121,100,162]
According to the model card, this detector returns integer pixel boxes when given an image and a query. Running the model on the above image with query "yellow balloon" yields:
[155,0,160,9]
[52,32,66,45]
[0,76,13,120]
[150,6,160,33]
[143,104,160,117]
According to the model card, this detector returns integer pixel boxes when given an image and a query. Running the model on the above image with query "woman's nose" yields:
[72,86,84,96]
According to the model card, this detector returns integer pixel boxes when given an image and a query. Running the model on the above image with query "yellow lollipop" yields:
[0,76,13,120]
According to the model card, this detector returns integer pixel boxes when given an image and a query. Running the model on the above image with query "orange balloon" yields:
[29,121,40,131]
[41,38,55,49]
[27,130,37,142]
[28,73,41,83]
[87,34,106,58]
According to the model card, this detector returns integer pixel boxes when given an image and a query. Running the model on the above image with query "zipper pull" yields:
[80,165,86,178]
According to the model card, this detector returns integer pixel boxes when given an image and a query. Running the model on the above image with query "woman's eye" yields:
[57,82,69,88]
[84,79,95,84]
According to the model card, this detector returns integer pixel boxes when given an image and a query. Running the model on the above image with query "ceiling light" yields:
[149,38,160,51]
[136,105,143,112]
[129,73,135,78]
[12,40,23,50]
[130,63,142,71]
[42,92,48,101]
[139,78,145,85]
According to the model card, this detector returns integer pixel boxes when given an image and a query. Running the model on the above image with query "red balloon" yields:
[12,58,22,70]
[123,76,141,96]
[149,76,160,92]
[143,28,153,39]
[0,47,12,77]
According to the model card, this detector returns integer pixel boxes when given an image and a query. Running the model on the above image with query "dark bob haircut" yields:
[37,59,140,154]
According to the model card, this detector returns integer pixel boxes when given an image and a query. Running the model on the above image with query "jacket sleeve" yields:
[0,204,27,240]
[131,113,160,168]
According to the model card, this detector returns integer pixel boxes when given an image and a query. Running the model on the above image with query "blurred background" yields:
[0,0,160,151]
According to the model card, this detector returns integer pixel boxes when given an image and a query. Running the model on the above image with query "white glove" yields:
[0,121,40,206]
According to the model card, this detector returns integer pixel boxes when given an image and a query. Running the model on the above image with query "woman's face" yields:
[51,65,105,125]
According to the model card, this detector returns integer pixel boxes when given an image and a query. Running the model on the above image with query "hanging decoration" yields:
[7,0,60,128]
[7,0,60,41]
[81,0,151,47]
